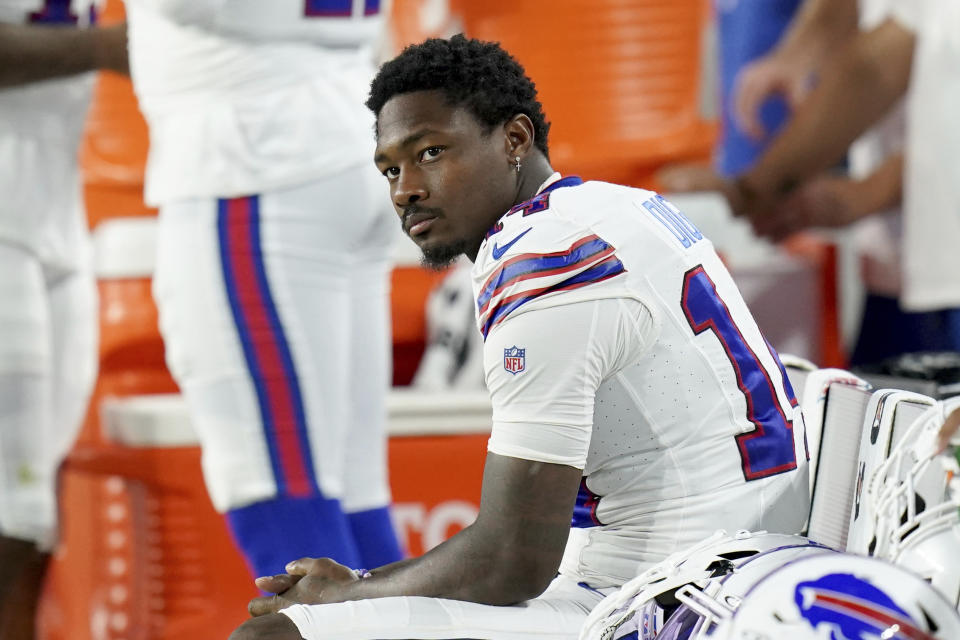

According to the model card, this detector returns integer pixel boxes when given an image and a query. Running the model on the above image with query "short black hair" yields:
[366,34,551,158]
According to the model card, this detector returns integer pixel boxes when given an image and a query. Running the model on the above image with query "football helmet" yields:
[578,530,830,640]
[663,551,960,639]
[869,396,960,609]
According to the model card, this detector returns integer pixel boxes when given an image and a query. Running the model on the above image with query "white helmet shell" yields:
[699,553,960,640]
[578,530,830,640]
[655,542,837,639]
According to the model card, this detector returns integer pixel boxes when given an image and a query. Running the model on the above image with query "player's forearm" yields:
[330,516,564,606]
[0,23,127,88]
[774,0,859,67]
[742,19,914,202]
[326,456,578,606]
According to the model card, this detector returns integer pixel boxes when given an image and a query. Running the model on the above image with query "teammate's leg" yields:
[47,263,97,497]
[850,293,960,367]
[322,162,402,567]
[250,168,402,572]
[6,261,98,640]
[0,537,47,640]
[247,182,377,573]
[342,252,403,568]
[154,194,362,579]
[0,244,52,640]
[942,307,960,352]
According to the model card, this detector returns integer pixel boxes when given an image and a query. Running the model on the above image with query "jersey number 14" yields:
[682,265,799,481]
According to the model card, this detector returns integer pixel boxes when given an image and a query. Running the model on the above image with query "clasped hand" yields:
[657,165,862,242]
[248,557,359,617]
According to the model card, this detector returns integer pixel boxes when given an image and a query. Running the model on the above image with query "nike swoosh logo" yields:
[491,228,532,260]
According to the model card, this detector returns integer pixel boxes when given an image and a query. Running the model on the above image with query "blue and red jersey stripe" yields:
[477,234,626,339]
[477,235,615,313]
[218,196,318,498]
[571,477,603,528]
[481,256,625,338]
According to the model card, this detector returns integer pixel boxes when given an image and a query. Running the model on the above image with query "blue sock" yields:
[347,506,404,568]
[226,495,361,579]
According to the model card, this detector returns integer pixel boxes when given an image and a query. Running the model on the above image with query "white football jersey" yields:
[125,0,386,204]
[476,175,810,587]
[894,0,960,310]
[0,0,97,272]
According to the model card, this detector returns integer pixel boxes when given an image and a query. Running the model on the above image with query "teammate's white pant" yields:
[152,164,396,514]
[280,574,610,640]
[0,242,97,549]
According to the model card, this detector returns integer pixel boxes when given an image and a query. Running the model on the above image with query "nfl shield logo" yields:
[504,346,525,375]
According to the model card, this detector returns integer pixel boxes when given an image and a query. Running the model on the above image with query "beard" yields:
[420,239,467,271]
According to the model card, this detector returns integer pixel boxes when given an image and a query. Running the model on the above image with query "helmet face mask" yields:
[578,531,831,640]
[869,398,960,609]
[658,543,839,640]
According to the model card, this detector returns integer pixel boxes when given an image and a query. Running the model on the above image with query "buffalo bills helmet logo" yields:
[504,346,525,375]
[794,573,934,640]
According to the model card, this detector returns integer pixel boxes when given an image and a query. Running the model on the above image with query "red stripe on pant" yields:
[225,196,312,496]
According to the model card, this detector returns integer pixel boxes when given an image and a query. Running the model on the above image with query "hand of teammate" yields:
[748,175,862,241]
[733,52,813,141]
[937,407,960,453]
[657,163,728,194]
[656,164,753,218]
[248,557,359,616]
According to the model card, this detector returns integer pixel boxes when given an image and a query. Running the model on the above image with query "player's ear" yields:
[503,114,535,163]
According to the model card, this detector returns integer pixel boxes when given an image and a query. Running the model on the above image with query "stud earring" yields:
[515,156,522,173]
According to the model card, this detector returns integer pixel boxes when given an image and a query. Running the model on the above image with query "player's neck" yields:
[513,156,555,207]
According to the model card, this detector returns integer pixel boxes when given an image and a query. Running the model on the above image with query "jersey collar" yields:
[482,174,584,242]
[536,172,584,195]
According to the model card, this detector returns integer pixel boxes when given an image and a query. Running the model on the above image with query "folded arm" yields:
[334,453,582,604]
[740,17,915,211]
[248,452,581,614]
[770,0,859,69]
[733,0,859,139]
